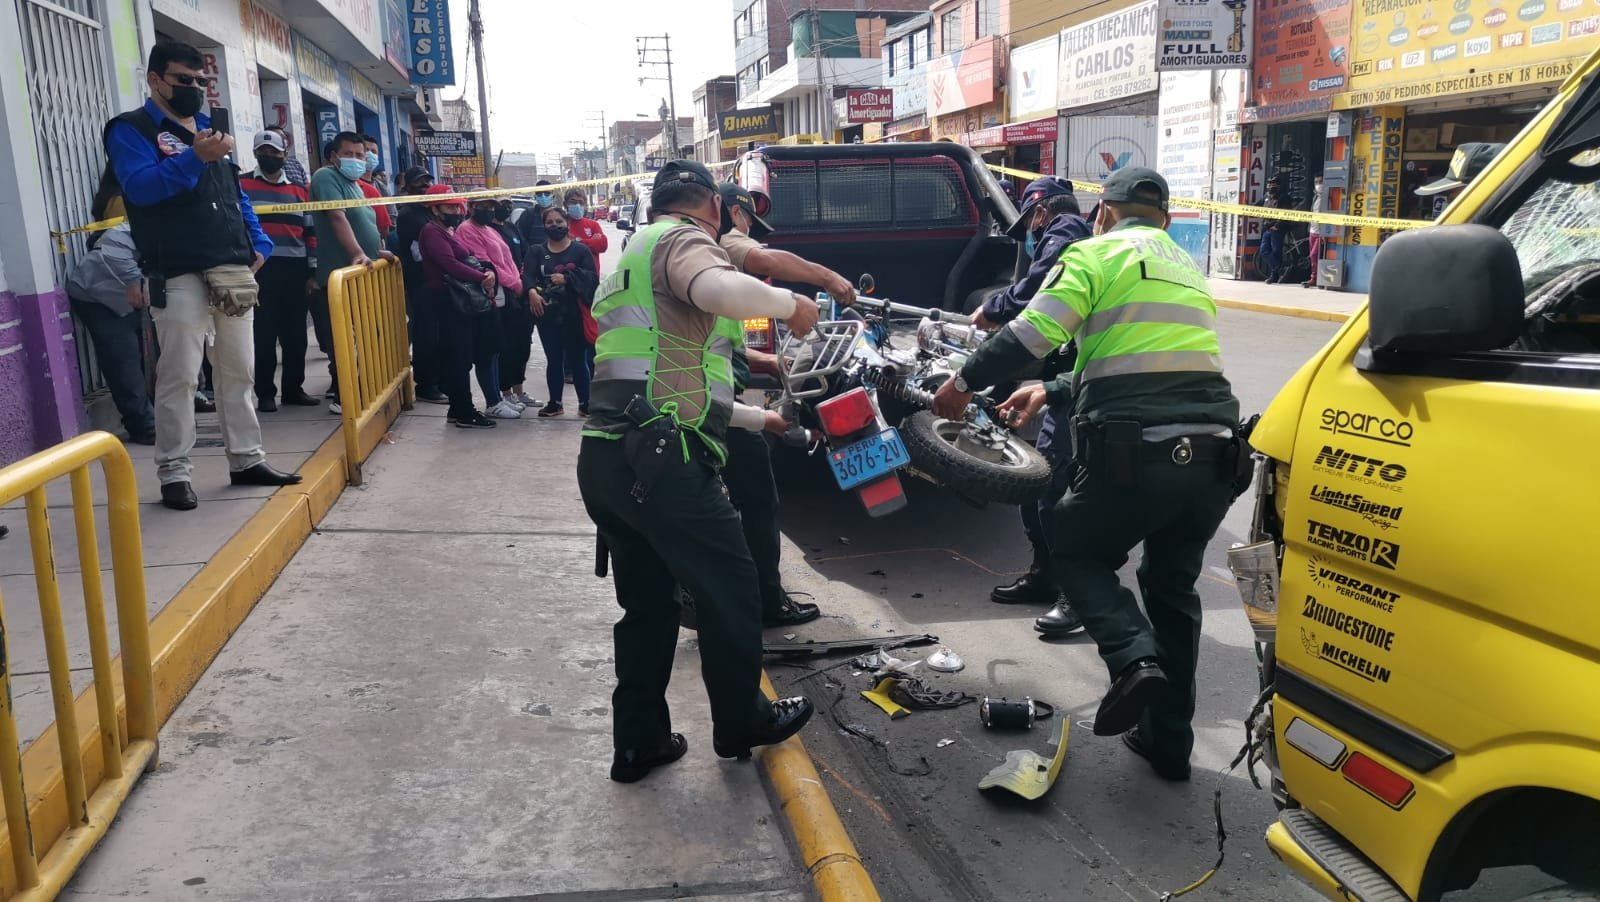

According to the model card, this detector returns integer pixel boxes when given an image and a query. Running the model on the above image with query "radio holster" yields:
[1070,416,1143,489]
[621,395,684,503]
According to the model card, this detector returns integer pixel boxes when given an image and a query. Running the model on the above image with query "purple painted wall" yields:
[0,287,84,467]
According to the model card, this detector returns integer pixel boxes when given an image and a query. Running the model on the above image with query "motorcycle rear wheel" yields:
[899,410,1052,505]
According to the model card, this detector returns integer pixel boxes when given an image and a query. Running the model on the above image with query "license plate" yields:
[828,428,910,490]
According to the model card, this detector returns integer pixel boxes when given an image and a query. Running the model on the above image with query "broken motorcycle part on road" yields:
[861,677,912,719]
[978,696,1055,730]
[762,633,939,658]
[925,646,965,672]
[977,716,1069,800]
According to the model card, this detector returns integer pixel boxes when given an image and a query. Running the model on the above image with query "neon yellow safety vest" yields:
[581,218,738,462]
[1016,222,1223,389]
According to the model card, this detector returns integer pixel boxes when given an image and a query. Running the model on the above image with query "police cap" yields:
[1101,167,1170,212]
[653,159,718,194]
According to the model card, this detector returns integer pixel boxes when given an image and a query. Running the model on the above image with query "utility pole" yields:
[469,0,493,186]
[812,5,826,141]
[637,35,680,158]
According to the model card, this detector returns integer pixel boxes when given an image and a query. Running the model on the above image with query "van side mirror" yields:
[1369,224,1524,354]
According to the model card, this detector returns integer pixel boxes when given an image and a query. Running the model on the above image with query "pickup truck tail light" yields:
[817,388,877,438]
[743,317,773,352]
[1342,752,1414,808]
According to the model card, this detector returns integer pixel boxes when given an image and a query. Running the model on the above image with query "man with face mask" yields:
[358,134,393,238]
[395,167,448,404]
[517,179,558,248]
[310,131,396,414]
[932,168,1241,783]
[563,189,609,273]
[580,160,820,783]
[969,176,1094,632]
[241,130,320,412]
[105,41,300,511]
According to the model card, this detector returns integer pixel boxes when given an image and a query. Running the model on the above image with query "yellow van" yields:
[1228,50,1600,900]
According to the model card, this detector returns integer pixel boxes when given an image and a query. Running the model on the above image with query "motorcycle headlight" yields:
[1228,455,1284,642]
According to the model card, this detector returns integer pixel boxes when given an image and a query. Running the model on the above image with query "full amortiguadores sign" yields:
[1157,0,1255,69]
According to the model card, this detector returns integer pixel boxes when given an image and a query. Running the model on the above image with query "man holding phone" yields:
[105,40,302,511]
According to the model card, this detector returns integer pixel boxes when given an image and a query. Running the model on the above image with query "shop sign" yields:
[295,34,340,101]
[1334,56,1584,108]
[153,0,239,42]
[1067,115,1157,190]
[719,108,782,147]
[317,109,340,155]
[323,0,383,55]
[1209,126,1244,277]
[1244,0,1351,122]
[927,36,999,117]
[415,129,479,157]
[846,89,894,124]
[1157,0,1254,70]
[964,125,1006,148]
[1009,35,1060,120]
[382,0,411,77]
[351,69,381,111]
[408,0,456,86]
[1057,1,1159,110]
[198,46,229,112]
[441,153,485,189]
[241,0,294,76]
[1345,108,1403,248]
[1157,72,1215,268]
[1340,0,1593,105]
[1004,117,1059,145]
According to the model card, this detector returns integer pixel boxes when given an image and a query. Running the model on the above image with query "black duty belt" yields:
[1142,434,1231,465]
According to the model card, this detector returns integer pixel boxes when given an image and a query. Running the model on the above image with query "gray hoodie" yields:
[66,225,142,316]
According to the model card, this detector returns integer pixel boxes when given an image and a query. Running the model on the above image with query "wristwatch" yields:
[952,373,970,392]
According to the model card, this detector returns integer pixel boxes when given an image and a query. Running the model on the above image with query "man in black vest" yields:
[106,41,302,510]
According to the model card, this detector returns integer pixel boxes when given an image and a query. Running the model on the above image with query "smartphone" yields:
[209,106,230,136]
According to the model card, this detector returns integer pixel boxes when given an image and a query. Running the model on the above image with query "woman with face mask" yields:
[454,199,525,418]
[562,189,608,273]
[522,206,598,417]
[418,186,501,429]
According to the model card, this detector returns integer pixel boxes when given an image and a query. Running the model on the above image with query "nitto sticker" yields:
[1309,484,1403,530]
[1303,595,1396,651]
[1311,445,1407,492]
[1307,520,1401,570]
[1308,555,1402,613]
[1302,628,1392,683]
[1320,408,1414,447]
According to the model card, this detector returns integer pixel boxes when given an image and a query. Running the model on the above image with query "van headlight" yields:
[1228,455,1285,642]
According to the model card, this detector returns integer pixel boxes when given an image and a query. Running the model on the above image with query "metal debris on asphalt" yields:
[936,738,955,748]
[925,647,964,672]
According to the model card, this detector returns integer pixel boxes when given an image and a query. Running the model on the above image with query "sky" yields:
[442,0,737,161]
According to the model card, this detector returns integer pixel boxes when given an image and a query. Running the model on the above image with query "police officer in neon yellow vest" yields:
[578,160,823,784]
[932,168,1242,782]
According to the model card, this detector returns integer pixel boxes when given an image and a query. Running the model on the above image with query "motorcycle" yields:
[770,274,1052,516]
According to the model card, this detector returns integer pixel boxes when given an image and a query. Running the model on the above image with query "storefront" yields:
[1055,1,1159,209]
[295,33,343,162]
[1231,0,1352,282]
[926,36,1003,144]
[1008,34,1062,180]
[1325,0,1593,291]
[876,114,930,143]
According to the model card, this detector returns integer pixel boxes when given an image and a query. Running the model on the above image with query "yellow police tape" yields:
[51,159,738,252]
[985,163,1435,232]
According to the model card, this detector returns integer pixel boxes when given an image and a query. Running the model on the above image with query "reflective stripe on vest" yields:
[585,219,737,461]
[1019,224,1224,388]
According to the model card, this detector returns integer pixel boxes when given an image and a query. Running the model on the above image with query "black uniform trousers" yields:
[1019,411,1073,562]
[577,436,767,751]
[1050,446,1235,761]
[720,428,786,616]
[252,256,311,401]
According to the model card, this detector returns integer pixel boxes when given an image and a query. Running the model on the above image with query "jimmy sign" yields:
[1156,0,1254,70]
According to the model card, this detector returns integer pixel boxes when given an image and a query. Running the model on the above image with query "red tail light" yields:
[817,388,878,437]
[1341,752,1414,808]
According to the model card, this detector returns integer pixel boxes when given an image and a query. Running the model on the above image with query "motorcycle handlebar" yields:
[848,295,974,327]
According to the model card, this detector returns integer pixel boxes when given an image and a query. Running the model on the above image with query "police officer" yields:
[579,160,821,783]
[715,181,858,627]
[970,177,1093,631]
[932,168,1241,781]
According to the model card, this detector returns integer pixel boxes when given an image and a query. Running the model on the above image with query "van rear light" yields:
[1341,751,1415,808]
[743,317,772,351]
[817,388,877,437]
[1285,718,1347,768]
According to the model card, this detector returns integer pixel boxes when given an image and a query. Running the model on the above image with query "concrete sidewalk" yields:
[1209,277,1365,322]
[60,402,811,901]
[0,355,342,748]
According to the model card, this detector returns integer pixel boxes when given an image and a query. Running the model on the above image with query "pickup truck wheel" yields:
[899,410,1051,505]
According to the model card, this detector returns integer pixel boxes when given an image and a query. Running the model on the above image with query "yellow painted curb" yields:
[1215,297,1355,323]
[758,673,881,902]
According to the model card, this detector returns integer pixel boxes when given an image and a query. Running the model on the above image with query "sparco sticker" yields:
[1307,519,1401,570]
[1301,628,1392,683]
[1309,484,1403,529]
[1307,555,1400,612]
[1320,407,1414,446]
[1311,445,1407,492]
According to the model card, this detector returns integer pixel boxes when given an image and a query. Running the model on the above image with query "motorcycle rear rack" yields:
[778,320,865,401]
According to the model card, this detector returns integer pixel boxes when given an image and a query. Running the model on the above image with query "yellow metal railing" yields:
[327,258,416,485]
[0,432,157,899]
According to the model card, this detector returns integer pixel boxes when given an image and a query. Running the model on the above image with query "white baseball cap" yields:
[252,130,286,152]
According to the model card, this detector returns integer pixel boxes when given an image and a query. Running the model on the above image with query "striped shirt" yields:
[240,170,316,262]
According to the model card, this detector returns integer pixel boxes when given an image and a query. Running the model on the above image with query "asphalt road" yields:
[764,309,1555,902]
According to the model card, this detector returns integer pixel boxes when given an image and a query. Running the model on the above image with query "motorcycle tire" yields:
[899,410,1052,506]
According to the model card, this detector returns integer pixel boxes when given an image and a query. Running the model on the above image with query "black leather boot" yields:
[713,696,814,760]
[992,549,1057,605]
[1033,596,1085,635]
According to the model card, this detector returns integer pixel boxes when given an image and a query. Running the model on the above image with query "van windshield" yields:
[1501,148,1600,300]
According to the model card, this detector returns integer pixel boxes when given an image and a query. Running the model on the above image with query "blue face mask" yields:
[1024,232,1037,257]
[535,194,553,208]
[567,203,585,220]
[364,151,378,174]
[338,157,367,180]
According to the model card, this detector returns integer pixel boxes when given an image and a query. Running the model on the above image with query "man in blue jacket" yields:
[972,176,1093,633]
[105,41,302,511]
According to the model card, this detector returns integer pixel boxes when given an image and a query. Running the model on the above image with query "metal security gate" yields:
[17,0,117,396]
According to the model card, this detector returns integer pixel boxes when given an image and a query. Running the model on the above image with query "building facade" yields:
[691,76,739,164]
